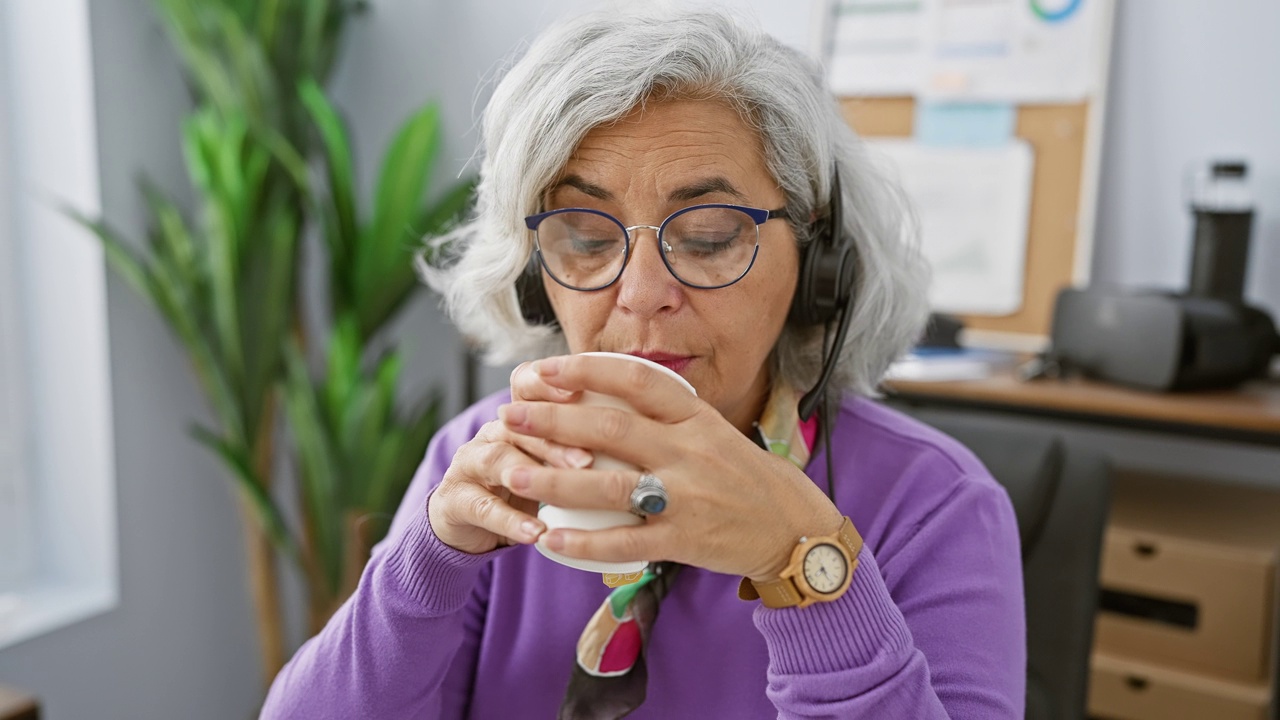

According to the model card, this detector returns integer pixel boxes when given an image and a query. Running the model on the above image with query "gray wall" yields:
[1093,0,1280,316]
[0,1,261,718]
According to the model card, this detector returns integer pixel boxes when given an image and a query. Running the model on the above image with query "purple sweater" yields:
[263,392,1025,718]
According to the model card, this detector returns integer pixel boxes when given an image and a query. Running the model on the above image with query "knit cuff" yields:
[382,490,511,615]
[753,546,913,675]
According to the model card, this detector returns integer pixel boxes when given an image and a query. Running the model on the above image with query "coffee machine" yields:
[1047,161,1279,392]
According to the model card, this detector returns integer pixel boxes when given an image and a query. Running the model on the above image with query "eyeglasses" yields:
[524,204,787,291]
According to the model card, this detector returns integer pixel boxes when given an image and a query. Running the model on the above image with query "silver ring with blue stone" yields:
[630,473,668,517]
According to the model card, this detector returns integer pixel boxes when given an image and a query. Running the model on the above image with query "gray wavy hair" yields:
[419,5,930,398]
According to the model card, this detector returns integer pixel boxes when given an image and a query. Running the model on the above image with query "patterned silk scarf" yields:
[558,385,818,719]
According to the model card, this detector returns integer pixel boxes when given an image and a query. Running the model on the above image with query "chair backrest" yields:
[909,410,1111,720]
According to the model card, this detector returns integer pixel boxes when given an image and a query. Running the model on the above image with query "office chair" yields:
[908,410,1112,720]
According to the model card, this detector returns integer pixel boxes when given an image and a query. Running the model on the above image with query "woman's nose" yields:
[615,228,683,317]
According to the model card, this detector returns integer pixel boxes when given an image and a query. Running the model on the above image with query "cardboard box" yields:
[1098,470,1280,685]
[1095,525,1276,683]
[1089,652,1270,720]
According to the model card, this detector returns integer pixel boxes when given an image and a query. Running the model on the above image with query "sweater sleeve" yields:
[755,477,1025,719]
[260,407,506,720]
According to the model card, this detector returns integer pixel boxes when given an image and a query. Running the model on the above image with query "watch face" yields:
[803,543,848,595]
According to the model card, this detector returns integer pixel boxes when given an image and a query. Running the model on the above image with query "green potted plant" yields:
[74,0,474,683]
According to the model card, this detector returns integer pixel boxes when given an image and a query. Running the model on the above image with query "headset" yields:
[517,258,558,328]
[516,171,858,421]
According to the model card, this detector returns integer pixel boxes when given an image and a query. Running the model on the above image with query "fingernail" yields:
[545,531,565,551]
[507,467,531,491]
[521,520,544,541]
[499,403,527,425]
[534,357,562,376]
[565,448,593,468]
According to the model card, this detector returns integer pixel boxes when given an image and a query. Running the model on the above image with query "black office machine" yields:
[1047,161,1279,392]
[1049,288,1276,391]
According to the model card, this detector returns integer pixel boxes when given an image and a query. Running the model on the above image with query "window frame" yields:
[0,16,32,591]
[0,0,119,650]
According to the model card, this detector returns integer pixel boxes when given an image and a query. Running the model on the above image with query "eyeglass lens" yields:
[535,207,760,290]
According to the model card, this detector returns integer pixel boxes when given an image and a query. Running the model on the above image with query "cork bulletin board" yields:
[822,0,1116,347]
[841,98,1091,342]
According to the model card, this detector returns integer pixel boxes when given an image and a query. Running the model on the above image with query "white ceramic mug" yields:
[534,351,696,573]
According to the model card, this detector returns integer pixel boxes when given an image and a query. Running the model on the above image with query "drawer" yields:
[1089,652,1270,720]
[1095,526,1276,682]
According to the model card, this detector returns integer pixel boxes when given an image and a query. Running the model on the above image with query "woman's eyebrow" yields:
[550,174,747,203]
[668,177,746,203]
[550,174,613,200]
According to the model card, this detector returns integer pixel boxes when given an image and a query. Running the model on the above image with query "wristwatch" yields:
[738,516,862,609]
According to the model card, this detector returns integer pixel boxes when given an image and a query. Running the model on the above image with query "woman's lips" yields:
[627,352,694,375]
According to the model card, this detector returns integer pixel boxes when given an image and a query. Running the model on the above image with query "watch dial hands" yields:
[804,544,847,593]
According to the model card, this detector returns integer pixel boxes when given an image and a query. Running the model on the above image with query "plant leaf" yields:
[283,342,344,594]
[139,180,203,298]
[153,0,238,112]
[66,210,152,304]
[322,314,361,436]
[356,103,441,333]
[416,175,478,242]
[357,175,477,339]
[190,424,300,565]
[299,78,358,315]
[239,196,298,430]
[298,80,356,240]
[369,391,441,520]
[182,111,248,404]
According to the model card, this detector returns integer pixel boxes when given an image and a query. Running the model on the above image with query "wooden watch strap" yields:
[737,517,863,609]
[737,575,804,608]
[836,516,864,559]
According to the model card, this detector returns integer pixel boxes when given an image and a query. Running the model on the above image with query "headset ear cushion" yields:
[789,234,857,327]
[788,240,819,327]
[516,259,558,328]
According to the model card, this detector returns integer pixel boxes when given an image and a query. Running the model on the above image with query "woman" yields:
[263,7,1024,719]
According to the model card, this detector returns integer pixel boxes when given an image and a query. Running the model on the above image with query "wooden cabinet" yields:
[887,373,1280,720]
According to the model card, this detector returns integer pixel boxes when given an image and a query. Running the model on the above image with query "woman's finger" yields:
[541,522,673,564]
[532,354,701,424]
[510,360,581,404]
[470,419,592,475]
[444,482,545,545]
[463,424,535,485]
[508,433,595,470]
[505,365,595,468]
[498,401,660,468]
[499,465,636,512]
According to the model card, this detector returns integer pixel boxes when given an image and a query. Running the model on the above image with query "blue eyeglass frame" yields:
[523,203,788,291]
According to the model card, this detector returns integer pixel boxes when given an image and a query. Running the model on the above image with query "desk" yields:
[885,371,1280,720]
[887,374,1280,447]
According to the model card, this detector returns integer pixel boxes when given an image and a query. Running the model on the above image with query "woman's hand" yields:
[427,363,593,555]
[494,354,843,581]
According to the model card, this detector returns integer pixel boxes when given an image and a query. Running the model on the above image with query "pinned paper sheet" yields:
[925,0,1100,102]
[870,139,1035,316]
[826,0,1105,103]
[827,0,929,97]
[914,102,1016,147]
